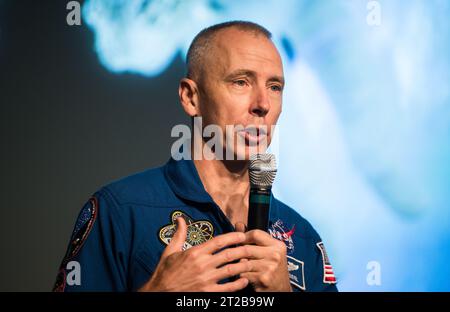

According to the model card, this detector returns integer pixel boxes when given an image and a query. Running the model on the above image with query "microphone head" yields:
[249,153,277,188]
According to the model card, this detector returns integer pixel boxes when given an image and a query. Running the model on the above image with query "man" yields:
[53,21,337,292]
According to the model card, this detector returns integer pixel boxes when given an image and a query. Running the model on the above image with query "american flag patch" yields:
[316,242,337,284]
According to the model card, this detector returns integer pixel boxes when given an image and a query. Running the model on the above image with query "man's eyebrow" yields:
[225,69,285,86]
[224,69,257,80]
[268,75,285,86]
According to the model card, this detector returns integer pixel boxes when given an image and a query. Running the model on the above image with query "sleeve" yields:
[52,189,130,291]
[309,240,338,292]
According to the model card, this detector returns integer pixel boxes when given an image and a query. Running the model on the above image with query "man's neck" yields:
[193,156,250,227]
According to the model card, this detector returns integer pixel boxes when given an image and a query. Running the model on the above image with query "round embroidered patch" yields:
[269,219,295,254]
[159,210,214,250]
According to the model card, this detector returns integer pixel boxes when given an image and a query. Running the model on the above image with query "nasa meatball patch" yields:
[269,219,295,254]
[159,210,214,250]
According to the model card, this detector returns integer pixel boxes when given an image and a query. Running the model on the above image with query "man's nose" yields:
[250,85,270,117]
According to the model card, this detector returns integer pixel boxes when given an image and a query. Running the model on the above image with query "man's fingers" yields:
[239,272,260,285]
[239,260,275,286]
[234,222,247,233]
[212,259,257,281]
[210,277,249,292]
[193,231,246,254]
[162,217,187,257]
[210,245,269,267]
[243,229,279,247]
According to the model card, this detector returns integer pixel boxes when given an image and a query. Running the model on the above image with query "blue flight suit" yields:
[53,157,338,292]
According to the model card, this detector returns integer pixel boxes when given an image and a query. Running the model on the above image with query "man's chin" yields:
[227,144,270,161]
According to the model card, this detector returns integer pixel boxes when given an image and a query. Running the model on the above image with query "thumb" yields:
[162,217,187,257]
[235,222,247,233]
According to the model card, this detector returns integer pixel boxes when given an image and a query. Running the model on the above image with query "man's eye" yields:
[234,80,247,87]
[270,85,282,92]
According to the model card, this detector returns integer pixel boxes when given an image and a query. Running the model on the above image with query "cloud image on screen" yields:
[83,0,450,291]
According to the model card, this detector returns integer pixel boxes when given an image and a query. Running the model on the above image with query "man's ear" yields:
[179,78,201,117]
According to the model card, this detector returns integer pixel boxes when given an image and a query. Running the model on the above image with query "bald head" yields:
[186,21,272,82]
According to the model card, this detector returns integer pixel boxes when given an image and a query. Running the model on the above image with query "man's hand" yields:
[139,217,251,292]
[235,223,292,292]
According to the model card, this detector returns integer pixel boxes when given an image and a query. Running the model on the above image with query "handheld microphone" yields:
[247,153,277,231]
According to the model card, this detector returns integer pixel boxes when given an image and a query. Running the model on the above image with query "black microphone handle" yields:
[247,188,271,231]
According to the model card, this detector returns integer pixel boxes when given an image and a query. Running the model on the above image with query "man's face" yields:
[196,28,284,160]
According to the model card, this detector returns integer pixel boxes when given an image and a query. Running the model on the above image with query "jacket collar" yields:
[164,157,215,204]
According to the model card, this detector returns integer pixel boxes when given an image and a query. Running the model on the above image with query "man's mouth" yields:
[236,126,268,145]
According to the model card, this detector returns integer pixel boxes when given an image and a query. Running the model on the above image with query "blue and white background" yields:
[81,0,450,291]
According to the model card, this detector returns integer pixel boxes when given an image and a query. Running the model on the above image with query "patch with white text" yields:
[287,255,305,291]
